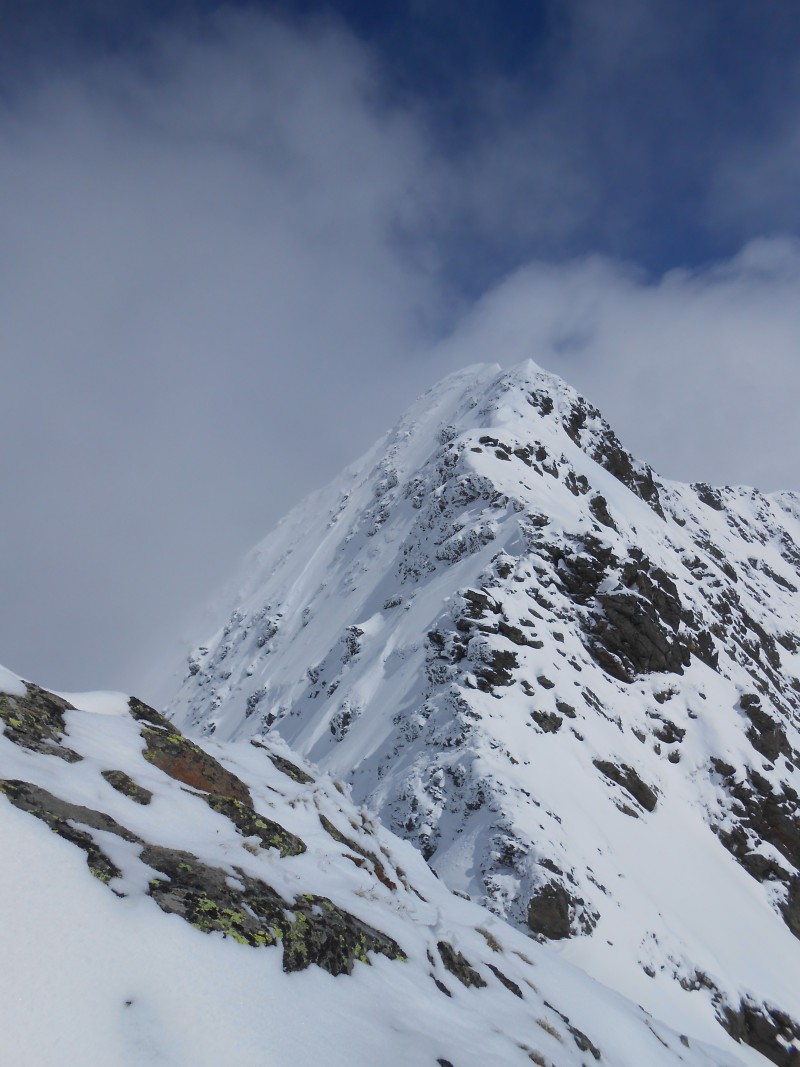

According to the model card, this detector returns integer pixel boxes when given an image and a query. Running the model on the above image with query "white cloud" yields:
[2,7,799,696]
[434,238,800,492]
[0,11,445,692]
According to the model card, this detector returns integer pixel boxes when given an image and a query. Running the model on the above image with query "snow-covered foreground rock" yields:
[0,667,754,1067]
[167,360,800,1065]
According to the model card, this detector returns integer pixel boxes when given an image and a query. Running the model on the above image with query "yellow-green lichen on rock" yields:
[129,695,251,806]
[205,793,306,857]
[101,769,153,806]
[0,685,82,762]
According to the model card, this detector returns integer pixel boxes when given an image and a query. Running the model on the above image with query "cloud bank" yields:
[1,6,799,695]
[435,239,800,492]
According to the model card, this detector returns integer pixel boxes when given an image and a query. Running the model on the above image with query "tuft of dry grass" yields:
[536,1018,563,1042]
[476,926,502,952]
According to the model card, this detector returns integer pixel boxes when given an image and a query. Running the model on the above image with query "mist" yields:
[1,5,799,697]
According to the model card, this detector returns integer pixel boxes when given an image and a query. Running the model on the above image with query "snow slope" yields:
[0,665,755,1067]
[167,360,800,1065]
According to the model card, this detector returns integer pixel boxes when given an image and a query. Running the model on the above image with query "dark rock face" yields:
[526,883,573,940]
[557,396,665,519]
[486,962,523,998]
[593,589,687,678]
[739,694,791,763]
[543,1001,603,1062]
[250,742,314,785]
[716,764,800,871]
[437,940,486,988]
[719,998,800,1067]
[784,878,800,940]
[474,648,518,691]
[593,760,658,812]
[712,760,800,940]
[128,696,174,731]
[531,710,562,733]
[589,555,694,680]
[550,539,710,683]
[693,483,725,512]
[0,684,82,762]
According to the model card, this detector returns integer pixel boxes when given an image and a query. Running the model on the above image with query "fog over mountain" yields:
[2,4,800,695]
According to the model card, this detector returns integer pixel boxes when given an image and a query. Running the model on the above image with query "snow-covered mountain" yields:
[1,664,755,1067]
[166,360,800,1065]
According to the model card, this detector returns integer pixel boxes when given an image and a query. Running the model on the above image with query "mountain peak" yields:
[166,360,800,1065]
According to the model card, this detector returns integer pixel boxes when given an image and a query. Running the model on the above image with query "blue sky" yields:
[6,1,800,280]
[2,1,800,693]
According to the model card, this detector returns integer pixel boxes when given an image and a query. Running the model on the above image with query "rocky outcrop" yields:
[0,692,401,977]
[719,998,800,1067]
[132,696,253,806]
[0,683,82,762]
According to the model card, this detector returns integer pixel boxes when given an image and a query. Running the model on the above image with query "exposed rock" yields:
[589,494,616,529]
[740,694,791,763]
[526,882,573,940]
[0,775,401,977]
[716,766,800,874]
[784,878,800,940]
[145,845,404,975]
[0,778,140,885]
[250,741,314,785]
[137,711,252,807]
[101,769,153,806]
[593,760,658,812]
[0,684,81,762]
[487,962,523,998]
[437,940,486,988]
[319,813,397,890]
[128,695,175,730]
[593,586,688,677]
[718,997,800,1067]
[544,1001,602,1061]
[474,648,518,690]
[531,711,562,734]
[561,398,664,519]
[205,793,306,857]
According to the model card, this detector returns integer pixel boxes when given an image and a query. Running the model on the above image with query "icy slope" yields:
[0,665,755,1067]
[167,360,800,1065]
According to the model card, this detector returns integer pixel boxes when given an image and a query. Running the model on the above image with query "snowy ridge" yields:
[168,360,800,1065]
[0,666,755,1066]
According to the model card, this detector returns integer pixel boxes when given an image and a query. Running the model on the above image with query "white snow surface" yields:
[56,689,133,716]
[165,359,800,1061]
[0,674,751,1066]
[0,663,26,696]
